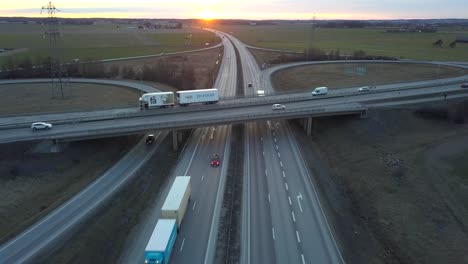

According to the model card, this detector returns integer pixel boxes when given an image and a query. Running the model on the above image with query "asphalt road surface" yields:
[221,30,344,263]
[119,31,237,264]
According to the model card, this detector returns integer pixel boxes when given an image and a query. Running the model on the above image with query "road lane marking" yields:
[285,182,289,191]
[262,151,265,156]
[301,254,305,264]
[273,131,276,136]
[288,196,292,205]
[192,200,197,211]
[297,193,303,213]
[277,152,281,158]
[268,194,271,203]
[260,136,263,141]
[274,138,277,143]
[180,237,186,252]
[265,169,268,176]
[291,211,296,222]
[282,171,286,178]
[201,175,204,182]
[296,230,301,243]
[272,228,276,240]
[276,144,279,150]
[280,161,283,168]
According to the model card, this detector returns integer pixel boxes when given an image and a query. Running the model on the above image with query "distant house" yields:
[249,22,257,26]
[456,36,468,43]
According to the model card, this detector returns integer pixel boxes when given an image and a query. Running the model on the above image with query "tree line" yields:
[0,56,198,90]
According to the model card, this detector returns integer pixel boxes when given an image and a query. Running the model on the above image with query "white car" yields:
[357,86,370,92]
[31,122,53,131]
[272,104,286,110]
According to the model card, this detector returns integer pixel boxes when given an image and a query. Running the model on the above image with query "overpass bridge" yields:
[1,73,468,144]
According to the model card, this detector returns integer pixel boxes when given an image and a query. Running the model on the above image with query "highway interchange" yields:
[1,29,468,264]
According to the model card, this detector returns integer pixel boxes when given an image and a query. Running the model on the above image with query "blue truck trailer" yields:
[144,219,177,264]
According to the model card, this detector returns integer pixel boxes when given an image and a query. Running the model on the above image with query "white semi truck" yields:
[161,176,192,229]
[144,219,177,264]
[139,92,175,109]
[144,176,192,264]
[176,88,219,106]
[139,89,219,109]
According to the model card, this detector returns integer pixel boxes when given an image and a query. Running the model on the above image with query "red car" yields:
[461,83,468,88]
[211,154,220,167]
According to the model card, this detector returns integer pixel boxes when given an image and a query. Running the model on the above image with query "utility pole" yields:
[306,15,315,61]
[41,1,65,98]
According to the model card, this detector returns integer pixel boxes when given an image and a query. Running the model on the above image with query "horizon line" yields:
[0,16,467,21]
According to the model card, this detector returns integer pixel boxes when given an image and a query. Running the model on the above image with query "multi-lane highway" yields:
[224,30,345,263]
[119,31,238,264]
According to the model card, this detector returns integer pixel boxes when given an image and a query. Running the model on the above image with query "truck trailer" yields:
[176,89,219,106]
[139,92,175,109]
[161,176,192,229]
[144,219,177,264]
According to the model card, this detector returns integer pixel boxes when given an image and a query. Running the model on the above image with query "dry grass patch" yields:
[0,83,140,116]
[272,63,468,91]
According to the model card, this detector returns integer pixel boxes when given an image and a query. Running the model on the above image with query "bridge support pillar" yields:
[306,117,313,136]
[172,130,178,151]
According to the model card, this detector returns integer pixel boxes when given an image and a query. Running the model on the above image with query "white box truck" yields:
[161,176,191,230]
[139,92,175,109]
[176,89,219,106]
[144,219,177,264]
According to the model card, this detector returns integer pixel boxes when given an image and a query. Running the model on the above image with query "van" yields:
[257,90,265,97]
[312,87,328,96]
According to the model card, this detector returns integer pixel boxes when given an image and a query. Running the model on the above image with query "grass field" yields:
[272,62,468,91]
[293,103,468,263]
[214,24,468,61]
[0,23,220,65]
[0,83,140,115]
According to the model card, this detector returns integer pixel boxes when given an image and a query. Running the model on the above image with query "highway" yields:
[167,32,237,264]
[119,31,237,264]
[223,30,345,263]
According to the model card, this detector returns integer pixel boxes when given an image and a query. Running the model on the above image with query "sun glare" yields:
[198,9,217,20]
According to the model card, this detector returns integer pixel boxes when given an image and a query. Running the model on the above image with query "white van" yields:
[257,90,265,97]
[312,87,328,96]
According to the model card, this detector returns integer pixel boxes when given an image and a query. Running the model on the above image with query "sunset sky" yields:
[1,0,467,20]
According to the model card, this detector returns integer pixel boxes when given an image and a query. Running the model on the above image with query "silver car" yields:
[272,104,286,110]
[357,86,370,92]
[31,122,53,131]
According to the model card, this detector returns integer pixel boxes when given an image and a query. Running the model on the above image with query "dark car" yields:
[248,83,253,88]
[145,134,155,145]
[461,83,468,88]
[211,154,220,167]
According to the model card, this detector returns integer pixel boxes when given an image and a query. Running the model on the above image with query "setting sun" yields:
[198,9,217,20]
